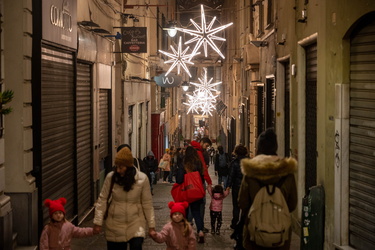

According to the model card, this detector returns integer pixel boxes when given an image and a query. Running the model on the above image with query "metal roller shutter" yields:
[76,62,93,219]
[99,90,109,159]
[349,18,375,250]
[305,43,317,192]
[284,63,290,157]
[41,46,75,223]
[265,77,275,129]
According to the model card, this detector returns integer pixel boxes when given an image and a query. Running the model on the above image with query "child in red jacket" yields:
[150,201,196,249]
[39,197,98,250]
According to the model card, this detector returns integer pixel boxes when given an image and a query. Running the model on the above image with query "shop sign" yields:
[154,73,182,88]
[42,0,77,49]
[121,27,147,53]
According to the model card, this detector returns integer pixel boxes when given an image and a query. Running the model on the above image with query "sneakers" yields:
[216,230,220,235]
[211,228,215,234]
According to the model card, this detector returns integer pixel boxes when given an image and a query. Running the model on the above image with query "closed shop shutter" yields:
[76,62,93,218]
[284,62,290,157]
[99,89,110,159]
[265,77,275,129]
[41,46,75,223]
[305,43,317,191]
[349,18,375,250]
[257,85,265,136]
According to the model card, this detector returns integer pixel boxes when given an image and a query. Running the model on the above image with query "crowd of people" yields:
[40,128,298,250]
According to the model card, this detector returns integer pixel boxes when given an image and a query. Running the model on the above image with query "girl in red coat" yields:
[39,197,98,250]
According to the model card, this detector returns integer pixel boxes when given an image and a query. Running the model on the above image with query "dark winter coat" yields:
[214,152,231,176]
[226,155,248,190]
[238,154,298,250]
[143,151,158,173]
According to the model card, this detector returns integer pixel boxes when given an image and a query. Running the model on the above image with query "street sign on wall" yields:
[121,27,147,53]
[154,73,182,88]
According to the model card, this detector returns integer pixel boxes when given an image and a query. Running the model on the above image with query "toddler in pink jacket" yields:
[208,185,230,235]
[39,197,98,250]
[150,201,196,249]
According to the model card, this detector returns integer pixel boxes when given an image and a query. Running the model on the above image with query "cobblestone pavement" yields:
[71,162,300,250]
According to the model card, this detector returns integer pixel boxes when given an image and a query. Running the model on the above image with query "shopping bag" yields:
[171,171,205,203]
[171,183,187,202]
[158,159,167,170]
[184,171,205,202]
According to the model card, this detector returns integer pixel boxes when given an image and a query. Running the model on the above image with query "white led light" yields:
[159,36,199,77]
[176,5,233,59]
[183,68,221,116]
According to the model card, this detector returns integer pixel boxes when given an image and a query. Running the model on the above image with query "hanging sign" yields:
[121,27,147,53]
[154,73,182,88]
[42,0,77,49]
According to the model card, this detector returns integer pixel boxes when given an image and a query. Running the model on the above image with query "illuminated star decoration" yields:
[184,68,221,116]
[158,36,199,77]
[176,4,233,59]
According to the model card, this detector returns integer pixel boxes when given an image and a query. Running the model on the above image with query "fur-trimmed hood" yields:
[241,154,297,182]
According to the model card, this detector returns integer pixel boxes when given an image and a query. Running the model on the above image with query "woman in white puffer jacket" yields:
[93,147,156,249]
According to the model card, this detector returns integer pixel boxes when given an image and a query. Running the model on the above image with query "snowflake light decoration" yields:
[184,68,221,116]
[176,4,233,59]
[159,36,199,77]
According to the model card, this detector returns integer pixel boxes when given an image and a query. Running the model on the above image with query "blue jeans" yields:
[107,237,144,250]
[149,172,155,190]
[188,199,204,233]
[219,175,228,188]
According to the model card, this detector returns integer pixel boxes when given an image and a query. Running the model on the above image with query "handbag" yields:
[171,171,205,203]
[158,159,168,170]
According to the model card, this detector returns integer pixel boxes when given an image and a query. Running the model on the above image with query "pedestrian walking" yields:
[207,185,230,235]
[238,128,298,250]
[168,146,176,183]
[226,145,249,229]
[149,201,196,249]
[175,146,206,243]
[160,148,171,183]
[208,146,216,165]
[214,145,231,187]
[93,147,156,249]
[143,151,158,195]
[191,137,212,233]
[39,197,98,250]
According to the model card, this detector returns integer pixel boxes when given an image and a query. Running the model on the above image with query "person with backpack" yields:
[214,145,230,187]
[238,128,298,250]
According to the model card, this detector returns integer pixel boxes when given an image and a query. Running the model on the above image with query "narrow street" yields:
[71,163,301,250]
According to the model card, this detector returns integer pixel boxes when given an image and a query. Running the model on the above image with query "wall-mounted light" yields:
[277,34,286,45]
[298,9,307,23]
[163,21,178,37]
[250,40,268,47]
[181,81,189,91]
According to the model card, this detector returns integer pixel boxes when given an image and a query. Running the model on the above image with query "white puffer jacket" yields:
[94,168,155,242]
